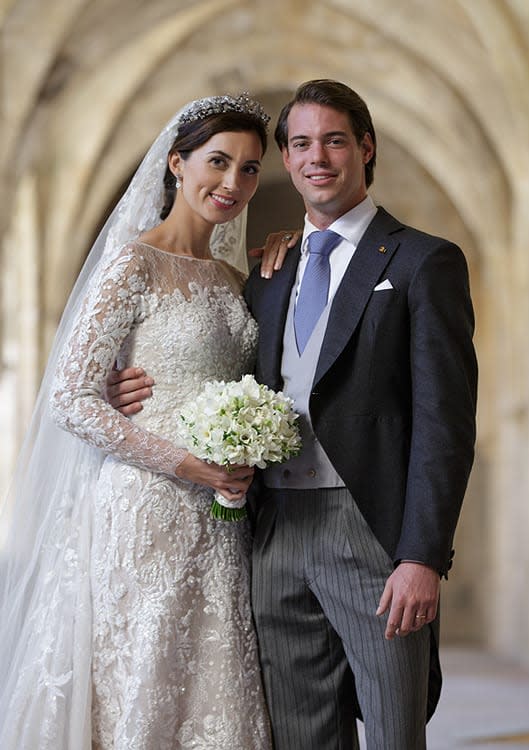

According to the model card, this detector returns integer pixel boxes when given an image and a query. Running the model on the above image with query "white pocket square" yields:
[373,279,393,291]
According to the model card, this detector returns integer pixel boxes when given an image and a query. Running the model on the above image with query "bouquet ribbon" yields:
[212,491,247,522]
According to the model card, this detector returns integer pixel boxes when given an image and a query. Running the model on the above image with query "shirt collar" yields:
[301,195,378,256]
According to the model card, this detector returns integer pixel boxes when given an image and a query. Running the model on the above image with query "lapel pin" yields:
[378,245,387,254]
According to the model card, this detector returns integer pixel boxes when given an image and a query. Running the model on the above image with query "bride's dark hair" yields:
[160,112,268,220]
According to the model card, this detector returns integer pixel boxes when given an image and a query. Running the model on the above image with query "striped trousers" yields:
[251,487,430,750]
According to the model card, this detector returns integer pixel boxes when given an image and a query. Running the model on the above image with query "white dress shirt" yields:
[295,194,378,304]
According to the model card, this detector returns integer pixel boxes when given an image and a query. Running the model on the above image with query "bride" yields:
[0,94,273,749]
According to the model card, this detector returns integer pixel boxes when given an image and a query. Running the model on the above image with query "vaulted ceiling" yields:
[2,0,528,266]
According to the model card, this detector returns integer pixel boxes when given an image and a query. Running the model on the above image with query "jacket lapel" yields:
[314,207,404,385]
[256,242,301,390]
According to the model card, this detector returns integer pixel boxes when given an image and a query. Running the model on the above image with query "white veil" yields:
[0,97,255,749]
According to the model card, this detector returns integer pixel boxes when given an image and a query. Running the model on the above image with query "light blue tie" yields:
[294,229,342,354]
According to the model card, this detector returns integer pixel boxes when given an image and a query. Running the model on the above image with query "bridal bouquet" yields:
[178,374,301,520]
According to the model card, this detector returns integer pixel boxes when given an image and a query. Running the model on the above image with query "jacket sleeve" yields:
[394,241,478,576]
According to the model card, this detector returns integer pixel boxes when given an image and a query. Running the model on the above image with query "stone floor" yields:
[358,646,529,749]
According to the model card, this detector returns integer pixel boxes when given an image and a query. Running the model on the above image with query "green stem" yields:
[210,498,247,522]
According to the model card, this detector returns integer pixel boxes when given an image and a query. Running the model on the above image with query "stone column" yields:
[0,174,41,509]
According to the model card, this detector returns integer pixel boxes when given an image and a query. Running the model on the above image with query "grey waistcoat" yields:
[263,278,345,489]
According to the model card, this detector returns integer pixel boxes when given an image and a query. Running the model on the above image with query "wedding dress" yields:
[47,239,268,750]
[58,241,270,749]
[0,94,273,750]
[1,242,272,750]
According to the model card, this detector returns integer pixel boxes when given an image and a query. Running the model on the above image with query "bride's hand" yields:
[175,454,255,502]
[248,230,301,279]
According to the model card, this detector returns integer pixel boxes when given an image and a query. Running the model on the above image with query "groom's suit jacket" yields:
[245,207,477,579]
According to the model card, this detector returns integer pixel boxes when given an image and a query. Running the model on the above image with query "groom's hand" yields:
[106,367,154,416]
[376,562,440,640]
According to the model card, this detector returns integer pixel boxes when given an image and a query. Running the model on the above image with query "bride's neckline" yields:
[136,240,217,262]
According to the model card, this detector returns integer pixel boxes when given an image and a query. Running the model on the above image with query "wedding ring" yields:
[282,233,293,242]
[415,614,427,620]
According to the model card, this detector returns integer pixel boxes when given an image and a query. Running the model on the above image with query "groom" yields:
[109,80,477,749]
[241,79,476,749]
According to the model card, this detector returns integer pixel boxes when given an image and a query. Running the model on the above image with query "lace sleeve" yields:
[50,247,188,476]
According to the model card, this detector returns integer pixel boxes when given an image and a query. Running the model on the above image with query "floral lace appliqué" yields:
[47,242,270,749]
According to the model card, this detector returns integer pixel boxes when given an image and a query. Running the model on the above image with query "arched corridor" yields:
[1,0,528,666]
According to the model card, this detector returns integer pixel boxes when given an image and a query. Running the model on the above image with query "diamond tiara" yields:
[178,93,271,129]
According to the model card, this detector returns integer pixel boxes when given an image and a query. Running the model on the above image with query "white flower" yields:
[178,375,301,470]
